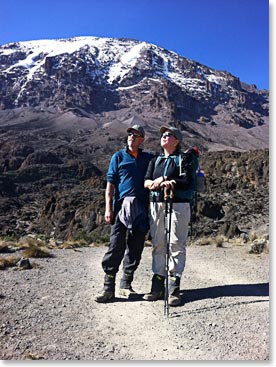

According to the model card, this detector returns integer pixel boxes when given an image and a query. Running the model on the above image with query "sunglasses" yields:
[128,132,143,138]
[162,132,175,138]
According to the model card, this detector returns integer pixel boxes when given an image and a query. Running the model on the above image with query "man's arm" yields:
[105,182,115,224]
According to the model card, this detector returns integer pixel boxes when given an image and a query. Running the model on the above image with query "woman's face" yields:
[161,131,179,150]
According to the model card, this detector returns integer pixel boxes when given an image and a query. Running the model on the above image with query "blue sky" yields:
[1,0,269,90]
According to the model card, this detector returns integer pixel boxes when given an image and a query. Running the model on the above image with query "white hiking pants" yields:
[149,202,190,277]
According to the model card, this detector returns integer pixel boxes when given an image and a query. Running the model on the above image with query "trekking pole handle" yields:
[164,187,169,201]
[164,186,174,200]
[170,189,174,199]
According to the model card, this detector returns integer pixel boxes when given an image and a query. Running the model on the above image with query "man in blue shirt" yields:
[95,125,153,303]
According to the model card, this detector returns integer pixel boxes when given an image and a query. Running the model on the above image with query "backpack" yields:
[196,164,206,193]
[183,147,206,193]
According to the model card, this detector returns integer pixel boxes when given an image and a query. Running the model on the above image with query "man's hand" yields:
[105,208,114,224]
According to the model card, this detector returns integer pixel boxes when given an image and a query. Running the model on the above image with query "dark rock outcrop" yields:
[0,120,269,240]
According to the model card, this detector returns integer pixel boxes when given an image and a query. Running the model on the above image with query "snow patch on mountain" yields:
[0,35,268,136]
[1,36,208,93]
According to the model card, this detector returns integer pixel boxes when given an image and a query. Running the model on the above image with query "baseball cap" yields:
[126,125,145,137]
[160,125,182,143]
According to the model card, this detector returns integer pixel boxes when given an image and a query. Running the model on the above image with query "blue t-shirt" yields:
[107,147,153,208]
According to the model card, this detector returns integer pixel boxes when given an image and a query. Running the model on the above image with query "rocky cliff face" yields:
[0,117,269,241]
[0,36,269,241]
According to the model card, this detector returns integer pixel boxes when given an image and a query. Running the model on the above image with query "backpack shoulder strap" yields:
[154,154,163,167]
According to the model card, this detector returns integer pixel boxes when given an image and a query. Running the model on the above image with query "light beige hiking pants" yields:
[149,202,190,278]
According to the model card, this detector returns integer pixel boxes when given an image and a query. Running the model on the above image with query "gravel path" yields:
[0,242,269,361]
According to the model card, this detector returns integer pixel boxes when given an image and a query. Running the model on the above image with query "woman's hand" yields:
[160,179,176,190]
[149,176,165,190]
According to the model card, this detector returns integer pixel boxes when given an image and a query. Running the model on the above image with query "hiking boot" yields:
[119,287,139,299]
[120,272,134,289]
[95,290,115,303]
[143,274,165,302]
[169,293,181,306]
[104,273,116,290]
[95,273,116,303]
[168,275,181,307]
[143,290,164,301]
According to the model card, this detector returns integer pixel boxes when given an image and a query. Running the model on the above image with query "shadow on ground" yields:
[180,282,269,304]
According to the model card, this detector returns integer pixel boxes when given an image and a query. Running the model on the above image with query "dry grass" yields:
[22,245,53,259]
[249,231,259,242]
[228,237,247,246]
[193,237,212,246]
[191,233,269,255]
[18,236,46,247]
[0,256,20,270]
[213,235,227,247]
[18,237,54,258]
[0,240,20,253]
[61,239,88,249]
[192,235,228,247]
[192,236,218,246]
[0,237,53,271]
[24,352,45,360]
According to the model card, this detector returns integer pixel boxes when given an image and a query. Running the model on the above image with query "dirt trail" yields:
[0,243,269,360]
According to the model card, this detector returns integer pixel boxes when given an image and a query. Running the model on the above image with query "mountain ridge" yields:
[0,35,269,151]
[0,36,269,240]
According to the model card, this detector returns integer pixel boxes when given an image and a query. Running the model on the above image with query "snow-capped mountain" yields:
[0,36,269,150]
[0,37,269,240]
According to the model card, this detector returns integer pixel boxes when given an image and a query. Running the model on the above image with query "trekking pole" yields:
[164,186,174,318]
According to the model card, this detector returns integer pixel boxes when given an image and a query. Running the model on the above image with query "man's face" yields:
[127,131,144,149]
